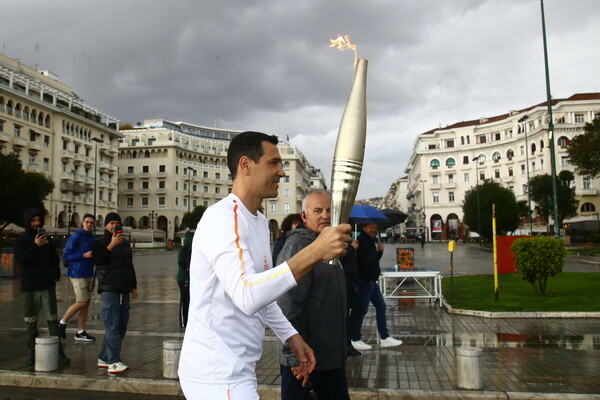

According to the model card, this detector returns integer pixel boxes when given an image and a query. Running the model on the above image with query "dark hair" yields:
[281,213,302,233]
[82,213,95,223]
[227,131,278,179]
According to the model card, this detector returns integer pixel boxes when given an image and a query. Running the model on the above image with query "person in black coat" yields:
[92,212,138,374]
[14,208,69,365]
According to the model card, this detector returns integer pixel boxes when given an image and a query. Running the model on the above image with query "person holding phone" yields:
[92,212,138,374]
[14,208,70,366]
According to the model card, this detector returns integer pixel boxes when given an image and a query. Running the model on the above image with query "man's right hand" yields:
[107,233,124,250]
[312,224,352,261]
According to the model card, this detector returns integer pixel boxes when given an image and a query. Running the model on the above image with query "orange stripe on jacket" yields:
[232,200,291,287]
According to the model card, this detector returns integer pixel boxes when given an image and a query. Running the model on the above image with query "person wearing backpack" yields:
[58,213,97,342]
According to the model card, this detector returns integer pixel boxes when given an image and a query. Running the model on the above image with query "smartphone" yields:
[115,225,123,235]
[37,228,46,235]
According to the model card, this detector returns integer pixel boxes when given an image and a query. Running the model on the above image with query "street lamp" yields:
[420,179,427,241]
[148,210,156,230]
[91,137,104,227]
[540,0,560,237]
[519,115,534,235]
[472,156,482,246]
[64,202,76,236]
[186,167,196,214]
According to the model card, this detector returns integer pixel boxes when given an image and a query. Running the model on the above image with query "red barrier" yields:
[496,236,532,274]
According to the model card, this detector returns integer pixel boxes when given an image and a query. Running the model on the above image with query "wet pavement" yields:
[1,243,599,399]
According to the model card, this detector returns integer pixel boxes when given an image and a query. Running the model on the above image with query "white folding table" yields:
[378,269,443,307]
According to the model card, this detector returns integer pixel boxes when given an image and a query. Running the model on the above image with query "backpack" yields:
[63,233,83,268]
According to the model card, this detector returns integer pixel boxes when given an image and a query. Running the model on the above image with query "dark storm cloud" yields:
[2,0,599,198]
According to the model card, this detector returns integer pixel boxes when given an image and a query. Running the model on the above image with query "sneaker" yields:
[75,331,96,342]
[108,361,128,374]
[347,346,362,357]
[27,349,35,366]
[380,336,403,348]
[58,348,71,365]
[57,322,67,339]
[97,359,109,368]
[351,340,372,351]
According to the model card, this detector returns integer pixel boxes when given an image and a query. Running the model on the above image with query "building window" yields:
[158,197,166,206]
[127,166,134,174]
[495,169,500,179]
[204,171,209,178]
[448,192,455,202]
[464,173,470,182]
[492,152,501,162]
[142,165,149,173]
[445,158,456,168]
[43,158,49,171]
[432,175,439,185]
[479,172,485,181]
[463,156,469,164]
[574,113,584,123]
[581,202,596,212]
[284,188,291,197]
[506,149,514,160]
[126,198,134,208]
[522,184,528,195]
[193,184,197,192]
[159,164,166,172]
[193,200,197,207]
[445,139,454,148]
[561,156,570,167]
[284,203,291,213]
[204,185,209,193]
[203,201,209,208]
[270,203,276,212]
[44,135,50,147]
[521,164,526,175]
[215,187,221,194]
[520,145,525,155]
[175,197,179,206]
[432,192,439,203]
[283,162,290,171]
[508,167,513,177]
[448,174,454,184]
[14,125,21,137]
[583,176,592,189]
[127,181,134,190]
[215,172,221,180]
[430,159,440,169]
[284,176,290,182]
[159,180,166,189]
[558,137,570,147]
[142,181,149,190]
[0,120,3,132]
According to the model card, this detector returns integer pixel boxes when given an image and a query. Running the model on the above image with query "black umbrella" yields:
[378,209,408,229]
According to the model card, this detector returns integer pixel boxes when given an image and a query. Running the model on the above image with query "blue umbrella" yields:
[349,204,389,224]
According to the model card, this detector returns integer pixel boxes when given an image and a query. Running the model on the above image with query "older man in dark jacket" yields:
[277,190,349,400]
[14,208,69,365]
[93,212,138,374]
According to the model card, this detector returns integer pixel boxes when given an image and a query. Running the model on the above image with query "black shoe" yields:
[75,330,95,342]
[57,322,67,339]
[58,348,70,365]
[347,346,362,357]
[27,349,35,366]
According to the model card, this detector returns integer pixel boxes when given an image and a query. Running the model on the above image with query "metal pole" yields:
[473,156,482,246]
[540,0,560,237]
[91,137,103,227]
[521,116,534,234]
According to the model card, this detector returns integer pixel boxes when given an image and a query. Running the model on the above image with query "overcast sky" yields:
[2,0,599,200]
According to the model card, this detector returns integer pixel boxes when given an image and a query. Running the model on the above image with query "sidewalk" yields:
[1,251,599,399]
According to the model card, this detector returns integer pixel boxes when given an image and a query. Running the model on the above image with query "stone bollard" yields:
[163,339,183,379]
[456,346,484,390]
[35,336,59,372]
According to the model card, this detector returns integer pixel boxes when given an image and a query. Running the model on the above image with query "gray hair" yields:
[301,189,330,212]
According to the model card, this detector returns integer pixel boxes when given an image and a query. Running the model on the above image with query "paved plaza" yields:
[1,243,599,399]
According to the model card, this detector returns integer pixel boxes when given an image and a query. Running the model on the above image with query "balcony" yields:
[579,188,598,196]
[12,136,28,147]
[28,142,42,152]
[0,131,10,142]
[445,182,456,189]
[61,150,74,160]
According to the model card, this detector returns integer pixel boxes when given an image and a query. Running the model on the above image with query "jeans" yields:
[352,279,389,341]
[178,281,190,328]
[99,291,130,364]
[280,365,349,400]
[21,286,59,349]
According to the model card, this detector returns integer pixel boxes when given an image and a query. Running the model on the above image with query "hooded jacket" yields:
[276,227,347,371]
[63,227,95,278]
[14,208,60,292]
[92,230,137,293]
[356,231,383,282]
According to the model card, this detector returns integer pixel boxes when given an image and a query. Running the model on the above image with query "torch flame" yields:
[329,34,358,66]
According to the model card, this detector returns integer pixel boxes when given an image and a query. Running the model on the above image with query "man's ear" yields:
[238,156,252,176]
[300,211,307,224]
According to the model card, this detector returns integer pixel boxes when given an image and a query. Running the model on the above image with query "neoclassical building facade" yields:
[0,53,121,232]
[118,120,325,239]
[404,93,600,241]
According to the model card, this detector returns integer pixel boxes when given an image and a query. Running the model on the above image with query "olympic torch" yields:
[330,58,367,231]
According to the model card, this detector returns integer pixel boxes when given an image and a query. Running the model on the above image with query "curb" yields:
[2,371,599,400]
[442,299,600,318]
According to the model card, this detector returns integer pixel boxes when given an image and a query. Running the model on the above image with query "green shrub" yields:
[591,232,600,244]
[511,236,567,295]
